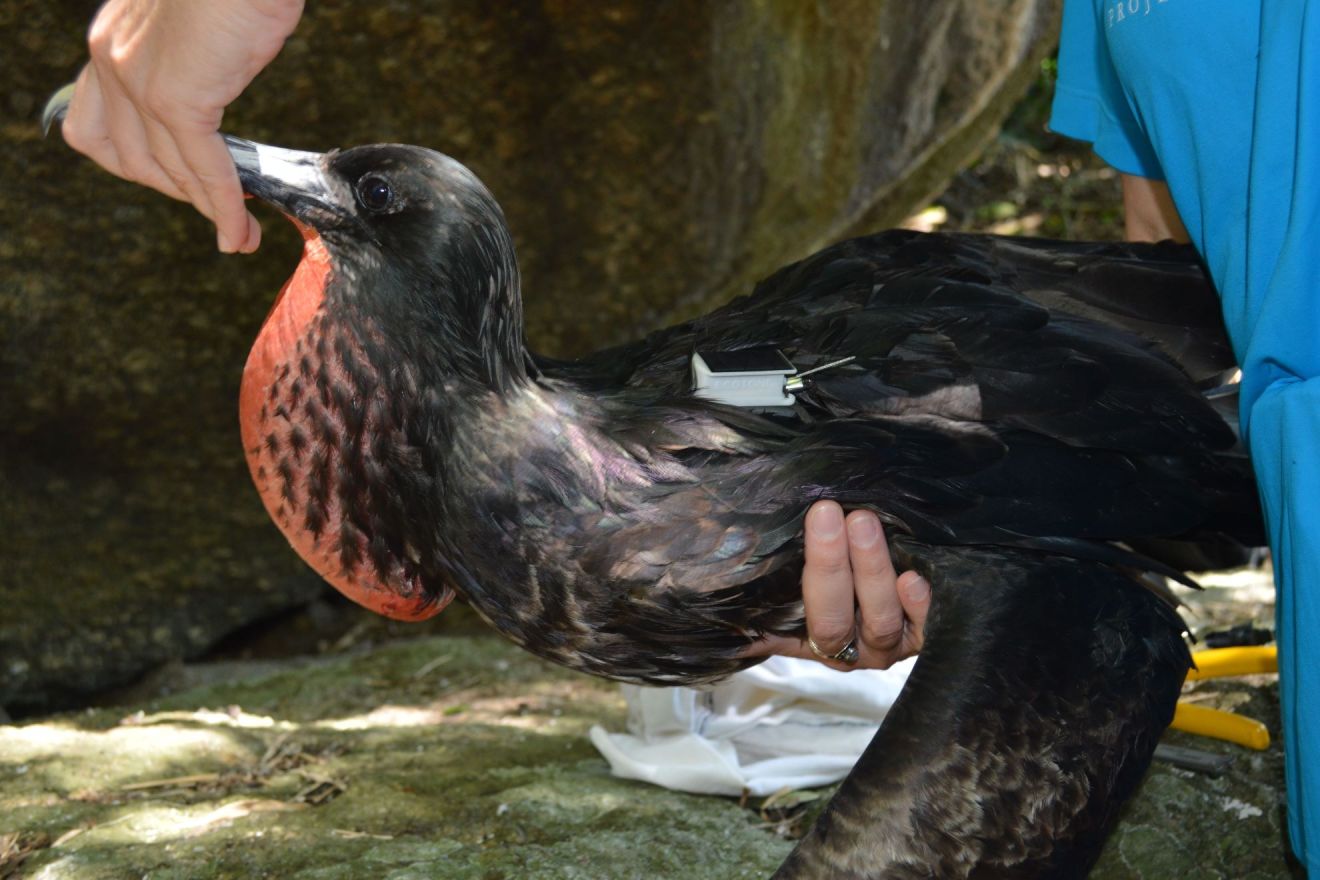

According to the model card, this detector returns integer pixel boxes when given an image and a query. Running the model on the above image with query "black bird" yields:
[46,93,1262,878]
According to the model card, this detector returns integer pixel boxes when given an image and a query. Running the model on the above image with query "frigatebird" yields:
[45,92,1262,878]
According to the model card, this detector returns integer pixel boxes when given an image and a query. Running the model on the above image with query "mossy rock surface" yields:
[0,603,1296,879]
[1,635,791,879]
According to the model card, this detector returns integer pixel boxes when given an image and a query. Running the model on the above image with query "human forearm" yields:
[1121,173,1190,243]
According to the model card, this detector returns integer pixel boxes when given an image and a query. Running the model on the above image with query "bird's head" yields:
[229,137,525,387]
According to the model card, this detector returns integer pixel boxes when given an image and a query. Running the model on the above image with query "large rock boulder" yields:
[1,0,1061,713]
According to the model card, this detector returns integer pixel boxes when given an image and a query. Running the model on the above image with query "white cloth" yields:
[588,656,915,797]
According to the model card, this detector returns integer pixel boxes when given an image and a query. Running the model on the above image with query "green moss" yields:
[2,627,1296,878]
[1,635,789,879]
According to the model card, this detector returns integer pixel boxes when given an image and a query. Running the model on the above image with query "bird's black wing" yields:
[541,230,1232,392]
[545,231,1238,471]
[772,541,1191,880]
[539,230,1259,560]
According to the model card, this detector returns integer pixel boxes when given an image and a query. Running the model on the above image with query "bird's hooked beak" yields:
[42,84,345,231]
[223,136,346,230]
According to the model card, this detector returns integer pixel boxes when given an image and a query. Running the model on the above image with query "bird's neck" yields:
[240,239,767,673]
[238,226,477,621]
[363,220,532,396]
[239,223,615,627]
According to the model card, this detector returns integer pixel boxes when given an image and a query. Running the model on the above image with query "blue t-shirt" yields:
[1051,1,1320,872]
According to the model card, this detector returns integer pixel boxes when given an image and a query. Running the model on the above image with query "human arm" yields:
[1121,174,1189,243]
[60,0,304,253]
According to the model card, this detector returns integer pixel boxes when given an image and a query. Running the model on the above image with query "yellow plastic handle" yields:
[1171,702,1271,750]
[1185,645,1278,681]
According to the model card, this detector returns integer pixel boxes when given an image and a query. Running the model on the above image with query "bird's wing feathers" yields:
[505,231,1256,687]
[546,230,1250,549]
[774,542,1191,879]
[985,235,1235,383]
[557,232,1227,432]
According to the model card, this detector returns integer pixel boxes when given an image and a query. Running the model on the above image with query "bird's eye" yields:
[356,175,394,213]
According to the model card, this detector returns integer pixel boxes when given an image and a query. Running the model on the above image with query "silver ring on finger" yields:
[808,636,860,665]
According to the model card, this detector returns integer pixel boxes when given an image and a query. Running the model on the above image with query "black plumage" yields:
[43,88,1263,878]
[219,143,1257,879]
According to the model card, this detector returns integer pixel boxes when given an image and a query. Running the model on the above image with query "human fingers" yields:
[739,504,922,667]
[800,500,861,668]
[142,119,218,213]
[158,123,260,252]
[846,510,908,663]
[100,75,193,202]
[66,70,258,252]
[896,570,931,655]
[65,13,224,230]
